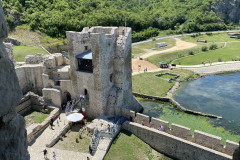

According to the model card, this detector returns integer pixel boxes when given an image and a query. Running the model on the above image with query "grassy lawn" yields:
[132,69,197,97]
[105,129,172,160]
[53,124,91,153]
[158,74,176,80]
[173,42,240,65]
[13,45,48,62]
[140,99,240,144]
[181,32,239,43]
[22,110,49,127]
[132,38,176,57]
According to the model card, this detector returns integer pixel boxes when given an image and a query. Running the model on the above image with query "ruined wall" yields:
[15,64,44,95]
[0,1,29,158]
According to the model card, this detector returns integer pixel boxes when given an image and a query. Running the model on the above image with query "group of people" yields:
[49,116,61,129]
[43,149,56,160]
[202,60,212,66]
[137,65,148,72]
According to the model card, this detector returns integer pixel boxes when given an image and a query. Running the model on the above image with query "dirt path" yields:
[139,38,197,59]
[132,38,197,73]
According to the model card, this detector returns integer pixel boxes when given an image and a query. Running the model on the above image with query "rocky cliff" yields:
[0,0,29,159]
[212,0,240,23]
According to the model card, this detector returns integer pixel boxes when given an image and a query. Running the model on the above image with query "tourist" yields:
[43,149,47,159]
[51,118,54,125]
[160,125,164,131]
[53,151,56,160]
[57,120,59,127]
[141,121,144,126]
[89,145,92,155]
[209,60,212,65]
[107,124,110,133]
[146,67,147,72]
[49,122,53,130]
[59,115,61,122]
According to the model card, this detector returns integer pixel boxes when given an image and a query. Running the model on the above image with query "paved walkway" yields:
[28,112,92,160]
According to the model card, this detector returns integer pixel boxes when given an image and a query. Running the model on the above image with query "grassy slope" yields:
[173,42,240,65]
[13,46,48,62]
[105,130,172,160]
[146,33,239,65]
[132,69,197,97]
[132,38,176,57]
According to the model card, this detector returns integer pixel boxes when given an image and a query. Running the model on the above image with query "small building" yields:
[155,42,167,48]
[159,61,169,68]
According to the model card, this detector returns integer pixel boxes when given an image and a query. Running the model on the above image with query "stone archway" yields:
[63,91,71,104]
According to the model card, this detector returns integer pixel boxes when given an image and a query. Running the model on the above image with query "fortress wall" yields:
[16,64,44,95]
[115,109,238,156]
[151,117,169,132]
[194,130,222,152]
[171,123,192,141]
[135,113,149,126]
[123,122,231,160]
[42,88,62,107]
[225,140,239,155]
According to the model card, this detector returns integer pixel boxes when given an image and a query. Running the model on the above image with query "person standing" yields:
[43,149,47,159]
[53,151,56,160]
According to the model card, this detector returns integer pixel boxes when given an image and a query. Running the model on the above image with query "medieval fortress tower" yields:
[15,26,142,119]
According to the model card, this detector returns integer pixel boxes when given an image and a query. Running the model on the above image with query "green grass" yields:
[13,45,48,62]
[105,130,172,160]
[53,124,91,153]
[23,110,49,127]
[132,69,197,97]
[181,32,239,43]
[173,42,240,65]
[132,38,176,57]
[140,100,240,144]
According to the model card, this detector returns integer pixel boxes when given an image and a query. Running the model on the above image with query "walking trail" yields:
[28,112,92,160]
[132,38,197,73]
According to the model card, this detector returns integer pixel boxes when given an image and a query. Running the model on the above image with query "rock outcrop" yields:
[3,42,15,63]
[0,0,29,159]
[212,0,240,23]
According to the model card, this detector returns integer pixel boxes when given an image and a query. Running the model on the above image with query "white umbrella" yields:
[67,113,84,122]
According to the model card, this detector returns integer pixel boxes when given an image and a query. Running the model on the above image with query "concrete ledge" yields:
[194,130,222,152]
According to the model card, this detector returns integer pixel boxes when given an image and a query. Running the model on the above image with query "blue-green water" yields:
[173,72,240,134]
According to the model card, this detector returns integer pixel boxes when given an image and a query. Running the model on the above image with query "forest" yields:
[2,0,229,42]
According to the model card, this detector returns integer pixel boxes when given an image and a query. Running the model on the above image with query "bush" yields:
[189,50,194,55]
[209,44,218,50]
[202,46,208,52]
[206,32,213,36]
[237,36,240,39]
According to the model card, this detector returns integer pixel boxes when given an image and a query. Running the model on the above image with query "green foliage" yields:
[188,50,194,55]
[206,32,213,36]
[201,46,208,52]
[237,36,240,39]
[209,43,218,50]
[2,0,229,41]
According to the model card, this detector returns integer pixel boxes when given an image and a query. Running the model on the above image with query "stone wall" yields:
[114,107,239,156]
[16,64,44,95]
[123,122,231,160]
[42,88,62,107]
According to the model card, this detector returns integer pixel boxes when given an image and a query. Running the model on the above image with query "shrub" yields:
[209,44,218,50]
[202,46,208,52]
[206,32,213,36]
[189,50,194,55]
[237,36,240,39]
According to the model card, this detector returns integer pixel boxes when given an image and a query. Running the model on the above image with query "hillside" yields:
[2,0,239,42]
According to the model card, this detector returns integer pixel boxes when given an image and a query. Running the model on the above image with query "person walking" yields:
[53,151,56,160]
[43,149,47,159]
[57,120,59,127]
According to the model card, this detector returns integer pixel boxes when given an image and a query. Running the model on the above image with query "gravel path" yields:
[179,61,240,75]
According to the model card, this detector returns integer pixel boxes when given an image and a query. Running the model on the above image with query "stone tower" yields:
[66,26,142,118]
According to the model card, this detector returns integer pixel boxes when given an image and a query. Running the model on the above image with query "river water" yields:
[173,72,240,134]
